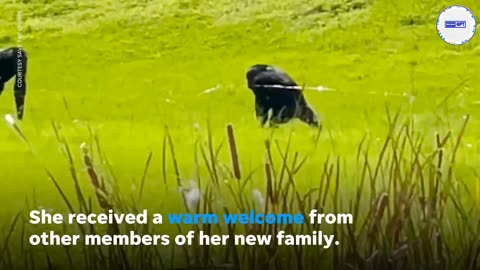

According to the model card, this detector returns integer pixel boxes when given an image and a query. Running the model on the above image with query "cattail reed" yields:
[226,123,241,180]
[80,142,111,210]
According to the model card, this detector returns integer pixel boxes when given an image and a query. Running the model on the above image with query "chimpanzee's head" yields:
[246,64,272,89]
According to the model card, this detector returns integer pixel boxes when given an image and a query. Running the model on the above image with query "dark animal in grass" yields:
[246,64,319,128]
[0,46,27,120]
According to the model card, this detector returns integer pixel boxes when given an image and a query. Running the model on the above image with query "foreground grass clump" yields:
[0,0,479,269]
[0,110,478,270]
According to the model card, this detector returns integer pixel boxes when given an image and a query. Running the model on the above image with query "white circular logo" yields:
[437,5,476,45]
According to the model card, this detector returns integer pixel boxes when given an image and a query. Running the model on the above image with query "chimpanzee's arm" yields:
[255,98,269,127]
[0,73,4,95]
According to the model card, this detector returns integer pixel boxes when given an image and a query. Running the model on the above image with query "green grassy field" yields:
[0,0,479,216]
[1,0,480,268]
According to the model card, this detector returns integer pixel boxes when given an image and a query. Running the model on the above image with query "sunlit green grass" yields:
[0,0,479,221]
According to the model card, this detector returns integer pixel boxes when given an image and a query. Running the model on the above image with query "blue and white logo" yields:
[445,21,466,28]
[437,5,476,45]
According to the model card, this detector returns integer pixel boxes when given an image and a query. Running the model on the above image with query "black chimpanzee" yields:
[0,46,27,120]
[246,64,319,128]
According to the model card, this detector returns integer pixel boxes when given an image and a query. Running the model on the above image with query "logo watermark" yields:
[445,21,466,28]
[437,5,476,45]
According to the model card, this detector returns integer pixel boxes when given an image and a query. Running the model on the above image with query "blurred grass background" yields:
[0,0,478,221]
